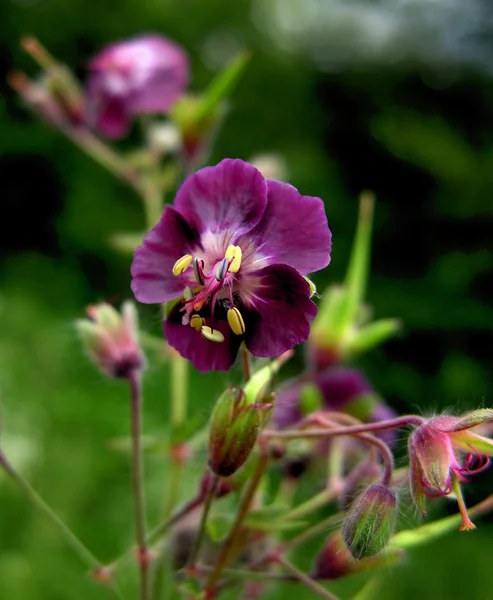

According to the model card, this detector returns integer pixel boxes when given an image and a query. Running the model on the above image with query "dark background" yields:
[0,0,492,598]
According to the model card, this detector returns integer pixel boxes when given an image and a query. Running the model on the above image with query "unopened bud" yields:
[342,484,397,559]
[208,387,266,477]
[76,301,144,379]
[312,531,357,580]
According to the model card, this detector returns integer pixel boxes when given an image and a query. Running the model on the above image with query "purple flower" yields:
[131,159,331,372]
[86,34,189,138]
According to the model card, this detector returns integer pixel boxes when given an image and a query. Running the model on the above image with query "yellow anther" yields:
[172,254,193,276]
[227,307,246,335]
[225,245,242,274]
[200,325,225,343]
[183,286,193,301]
[190,314,205,332]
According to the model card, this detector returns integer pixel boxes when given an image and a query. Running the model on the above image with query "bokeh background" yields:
[1,0,493,598]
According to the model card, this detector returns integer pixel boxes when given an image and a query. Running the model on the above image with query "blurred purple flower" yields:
[86,34,189,138]
[131,158,331,372]
[273,367,397,444]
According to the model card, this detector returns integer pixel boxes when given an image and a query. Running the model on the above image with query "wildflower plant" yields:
[4,31,493,600]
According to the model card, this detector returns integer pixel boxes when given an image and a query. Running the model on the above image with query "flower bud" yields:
[307,191,399,369]
[312,531,357,580]
[208,387,268,477]
[86,34,189,138]
[313,530,402,580]
[76,301,144,379]
[342,484,397,559]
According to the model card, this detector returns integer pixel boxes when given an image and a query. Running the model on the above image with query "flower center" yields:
[171,244,245,342]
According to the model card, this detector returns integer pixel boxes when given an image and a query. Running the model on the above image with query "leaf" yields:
[196,52,251,123]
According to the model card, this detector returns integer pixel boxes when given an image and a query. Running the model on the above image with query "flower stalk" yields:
[0,451,101,571]
[128,370,150,600]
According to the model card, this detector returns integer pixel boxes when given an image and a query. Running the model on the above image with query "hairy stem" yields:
[263,415,425,441]
[128,370,149,600]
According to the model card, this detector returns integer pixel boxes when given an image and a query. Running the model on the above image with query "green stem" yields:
[170,352,188,430]
[282,488,335,522]
[128,370,149,600]
[0,451,100,570]
[68,128,143,193]
[204,451,269,595]
[275,555,340,600]
[187,474,219,568]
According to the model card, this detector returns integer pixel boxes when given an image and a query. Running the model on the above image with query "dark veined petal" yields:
[174,159,268,237]
[243,264,317,357]
[164,302,242,373]
[131,206,200,303]
[244,179,332,274]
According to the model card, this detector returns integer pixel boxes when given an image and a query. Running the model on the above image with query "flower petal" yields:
[244,180,332,274]
[243,264,317,357]
[131,206,200,303]
[164,303,242,373]
[87,90,130,139]
[174,159,267,237]
[410,424,454,494]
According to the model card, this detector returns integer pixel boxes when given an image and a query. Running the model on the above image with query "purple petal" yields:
[245,180,332,274]
[86,87,130,139]
[243,264,317,357]
[271,379,306,429]
[164,303,241,373]
[126,37,189,113]
[317,368,372,411]
[131,206,200,303]
[86,34,188,134]
[174,159,268,237]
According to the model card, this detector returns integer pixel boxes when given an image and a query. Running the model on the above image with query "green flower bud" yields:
[208,387,268,477]
[342,484,397,559]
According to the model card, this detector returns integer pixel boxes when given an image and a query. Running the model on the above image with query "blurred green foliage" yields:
[1,0,493,598]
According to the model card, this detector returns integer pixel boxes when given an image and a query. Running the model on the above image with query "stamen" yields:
[225,245,242,273]
[193,257,205,285]
[190,314,205,331]
[200,325,225,343]
[227,307,246,335]
[215,258,229,282]
[183,286,193,301]
[172,254,193,276]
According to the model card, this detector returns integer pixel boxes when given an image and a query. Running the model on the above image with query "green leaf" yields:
[206,513,234,542]
[348,318,401,354]
[196,52,251,123]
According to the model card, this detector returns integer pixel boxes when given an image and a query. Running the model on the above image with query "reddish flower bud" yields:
[76,301,144,379]
[342,484,397,559]
[313,531,357,580]
[408,411,493,528]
